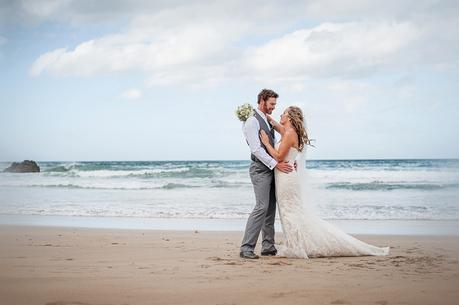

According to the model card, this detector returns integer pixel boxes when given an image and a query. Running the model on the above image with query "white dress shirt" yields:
[243,108,278,170]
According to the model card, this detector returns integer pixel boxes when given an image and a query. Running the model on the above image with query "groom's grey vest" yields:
[240,111,278,253]
[249,111,275,167]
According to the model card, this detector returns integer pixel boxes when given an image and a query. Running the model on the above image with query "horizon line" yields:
[1,158,458,163]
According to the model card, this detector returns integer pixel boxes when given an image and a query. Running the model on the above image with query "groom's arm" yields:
[243,117,278,170]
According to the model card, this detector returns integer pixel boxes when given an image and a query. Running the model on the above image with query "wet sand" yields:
[1,225,458,305]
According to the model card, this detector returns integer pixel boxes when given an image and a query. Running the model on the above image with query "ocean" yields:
[1,159,458,223]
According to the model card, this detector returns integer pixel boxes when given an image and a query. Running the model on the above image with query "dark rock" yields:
[3,160,40,173]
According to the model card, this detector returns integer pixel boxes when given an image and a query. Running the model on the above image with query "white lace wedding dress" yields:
[274,144,390,258]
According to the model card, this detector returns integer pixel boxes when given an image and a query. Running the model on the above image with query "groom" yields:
[240,89,293,259]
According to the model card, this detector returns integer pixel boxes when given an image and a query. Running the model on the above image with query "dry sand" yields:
[1,225,458,305]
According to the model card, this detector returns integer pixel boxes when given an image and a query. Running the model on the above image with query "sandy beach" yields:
[0,225,458,305]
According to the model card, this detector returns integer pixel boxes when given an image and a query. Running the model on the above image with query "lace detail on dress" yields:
[274,143,389,258]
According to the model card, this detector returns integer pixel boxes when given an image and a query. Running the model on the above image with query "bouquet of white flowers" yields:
[235,103,254,122]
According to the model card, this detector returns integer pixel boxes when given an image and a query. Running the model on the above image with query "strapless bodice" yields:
[275,142,298,165]
[273,142,390,259]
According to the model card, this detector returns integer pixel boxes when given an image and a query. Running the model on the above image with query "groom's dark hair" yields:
[257,89,278,104]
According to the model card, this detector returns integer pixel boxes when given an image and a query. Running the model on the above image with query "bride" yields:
[260,106,389,258]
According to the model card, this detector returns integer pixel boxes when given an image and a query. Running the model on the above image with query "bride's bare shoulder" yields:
[283,128,297,140]
[283,129,299,149]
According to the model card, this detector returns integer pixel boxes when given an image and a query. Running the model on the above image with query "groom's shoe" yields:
[261,249,277,256]
[239,251,259,259]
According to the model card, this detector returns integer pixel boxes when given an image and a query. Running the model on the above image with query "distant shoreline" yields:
[1,215,458,236]
[1,158,459,163]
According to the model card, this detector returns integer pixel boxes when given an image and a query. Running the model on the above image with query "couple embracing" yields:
[239,89,389,259]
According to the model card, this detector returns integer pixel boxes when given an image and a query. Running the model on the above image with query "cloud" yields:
[29,47,67,76]
[0,34,6,59]
[28,20,422,83]
[120,88,142,100]
[25,0,459,87]
[242,21,420,80]
[19,0,68,19]
[0,0,442,26]
[27,1,255,81]
[2,0,304,28]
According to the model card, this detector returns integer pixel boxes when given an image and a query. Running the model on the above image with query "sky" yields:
[0,0,458,161]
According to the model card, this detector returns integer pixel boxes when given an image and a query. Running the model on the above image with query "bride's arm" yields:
[260,130,295,162]
[267,115,286,136]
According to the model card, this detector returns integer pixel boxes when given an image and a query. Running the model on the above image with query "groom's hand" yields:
[276,161,293,173]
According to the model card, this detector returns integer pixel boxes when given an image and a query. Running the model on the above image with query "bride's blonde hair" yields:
[287,106,312,152]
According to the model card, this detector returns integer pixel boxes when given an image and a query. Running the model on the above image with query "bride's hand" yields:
[266,114,275,126]
[260,130,270,145]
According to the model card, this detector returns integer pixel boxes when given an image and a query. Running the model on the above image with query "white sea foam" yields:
[0,160,458,220]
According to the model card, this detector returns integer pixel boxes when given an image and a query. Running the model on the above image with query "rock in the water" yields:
[3,160,40,173]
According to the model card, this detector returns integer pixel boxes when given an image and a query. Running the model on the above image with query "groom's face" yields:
[262,97,277,115]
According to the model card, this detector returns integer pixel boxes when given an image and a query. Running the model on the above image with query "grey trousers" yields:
[240,160,277,253]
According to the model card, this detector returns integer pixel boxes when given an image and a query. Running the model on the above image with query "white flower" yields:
[235,103,254,122]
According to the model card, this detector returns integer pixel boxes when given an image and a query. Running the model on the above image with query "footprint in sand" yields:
[224,261,242,265]
[207,257,243,265]
[267,261,292,266]
[271,292,287,298]
[330,299,351,304]
[46,302,92,305]
[208,256,224,261]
